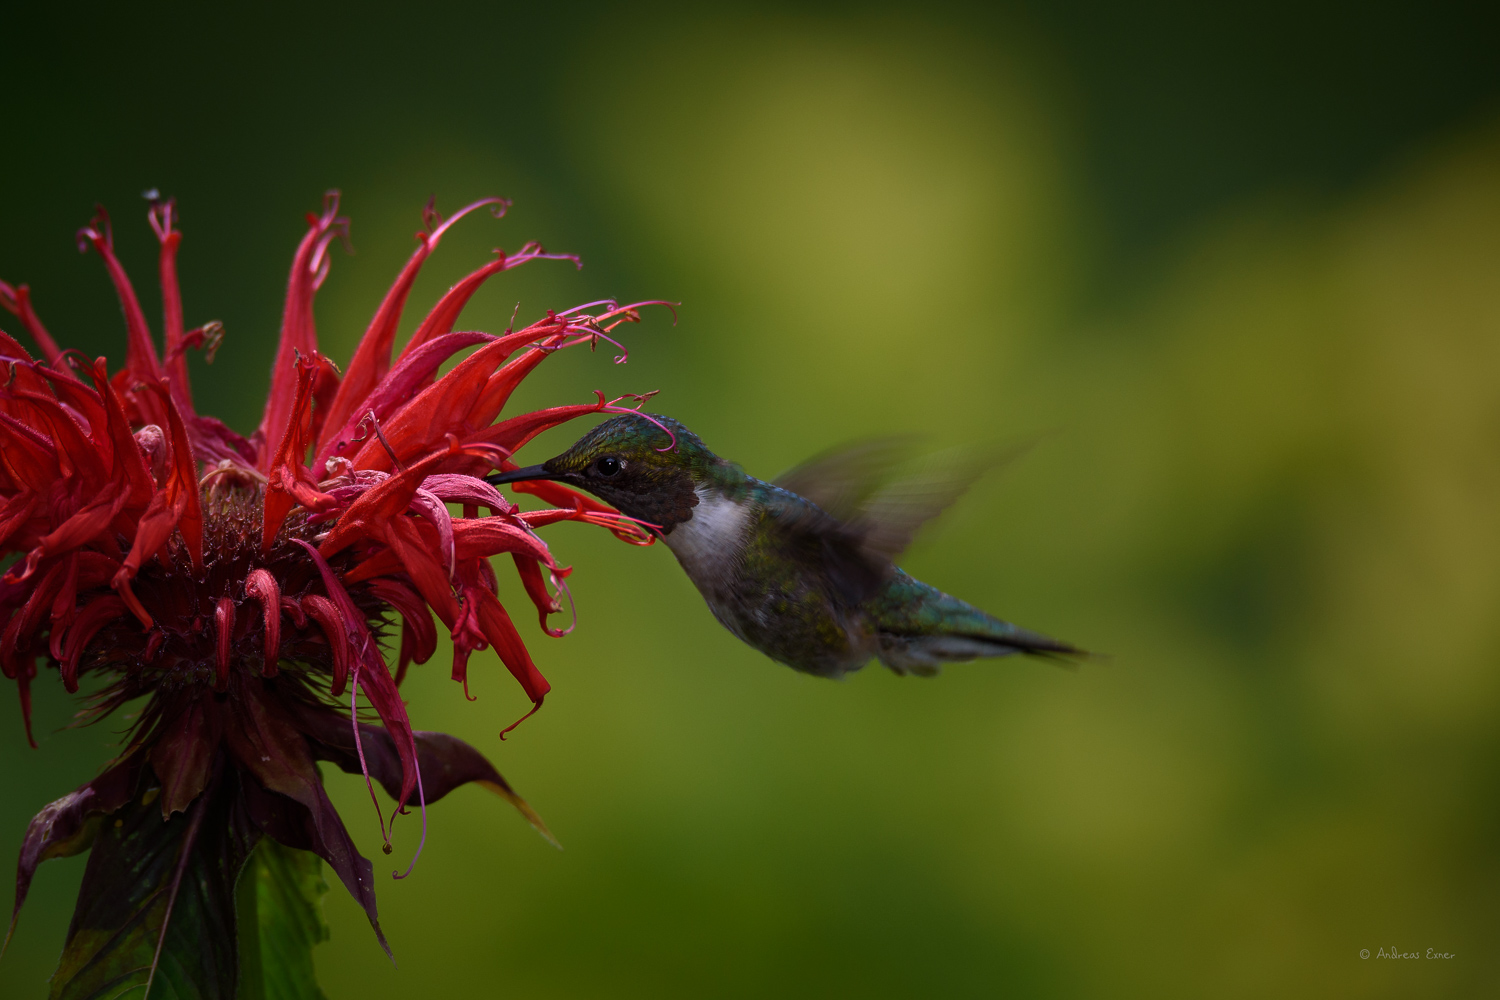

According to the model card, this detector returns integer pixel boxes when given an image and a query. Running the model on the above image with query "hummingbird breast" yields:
[662,485,876,676]
[660,489,753,596]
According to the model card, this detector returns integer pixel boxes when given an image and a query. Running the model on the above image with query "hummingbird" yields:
[486,414,1081,678]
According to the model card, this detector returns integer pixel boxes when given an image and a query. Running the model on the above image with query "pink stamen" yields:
[350,658,391,850]
[391,752,428,880]
[549,570,578,637]
[598,392,677,452]
[427,196,510,241]
[363,410,405,472]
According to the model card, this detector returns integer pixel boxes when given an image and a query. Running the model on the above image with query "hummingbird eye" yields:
[595,456,623,477]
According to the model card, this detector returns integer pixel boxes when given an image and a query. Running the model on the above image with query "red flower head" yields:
[0,192,667,986]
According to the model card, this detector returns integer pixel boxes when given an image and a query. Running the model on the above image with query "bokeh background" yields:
[4,1,1500,996]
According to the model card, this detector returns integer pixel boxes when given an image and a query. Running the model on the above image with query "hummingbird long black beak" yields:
[484,465,559,485]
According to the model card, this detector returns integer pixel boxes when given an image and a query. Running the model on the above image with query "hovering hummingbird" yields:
[486,414,1081,678]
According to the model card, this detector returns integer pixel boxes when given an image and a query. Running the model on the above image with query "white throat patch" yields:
[662,488,751,583]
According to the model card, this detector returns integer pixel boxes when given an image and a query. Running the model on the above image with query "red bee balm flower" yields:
[0,192,663,992]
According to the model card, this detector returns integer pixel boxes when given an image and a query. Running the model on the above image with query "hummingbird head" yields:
[487,413,726,533]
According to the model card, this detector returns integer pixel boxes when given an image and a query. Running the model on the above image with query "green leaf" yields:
[48,773,256,1000]
[236,839,329,1000]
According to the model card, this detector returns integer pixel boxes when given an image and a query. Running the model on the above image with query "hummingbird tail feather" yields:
[870,576,1083,676]
[876,629,1081,677]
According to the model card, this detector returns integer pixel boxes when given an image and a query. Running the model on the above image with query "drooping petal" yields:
[366,578,436,683]
[214,597,235,691]
[301,595,350,696]
[243,569,282,677]
[452,516,557,564]
[294,540,421,814]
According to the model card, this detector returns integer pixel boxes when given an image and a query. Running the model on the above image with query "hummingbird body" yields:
[488,415,1079,677]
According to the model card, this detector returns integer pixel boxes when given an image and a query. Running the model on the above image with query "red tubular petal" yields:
[472,345,552,423]
[257,193,345,472]
[164,391,203,570]
[452,517,555,563]
[418,473,513,512]
[60,595,127,693]
[188,414,257,467]
[214,597,235,691]
[366,578,436,673]
[116,386,205,600]
[348,325,568,471]
[148,198,195,417]
[512,554,567,636]
[0,416,60,495]
[0,493,38,552]
[90,359,155,507]
[377,517,461,629]
[315,331,493,469]
[280,596,307,628]
[7,561,67,676]
[394,243,579,364]
[16,666,35,749]
[301,595,350,696]
[471,401,608,458]
[76,213,166,417]
[395,629,415,687]
[46,554,80,659]
[4,388,105,484]
[0,281,64,366]
[473,587,551,704]
[263,354,338,551]
[510,477,657,546]
[347,343,511,471]
[308,353,342,448]
[244,569,282,677]
[318,198,507,457]
[112,574,153,630]
[341,548,405,585]
[319,443,459,560]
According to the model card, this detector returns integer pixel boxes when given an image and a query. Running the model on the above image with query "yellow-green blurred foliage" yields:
[3,6,1498,998]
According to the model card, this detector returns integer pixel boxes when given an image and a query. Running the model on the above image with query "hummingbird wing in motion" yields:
[772,437,1033,565]
[762,437,1077,674]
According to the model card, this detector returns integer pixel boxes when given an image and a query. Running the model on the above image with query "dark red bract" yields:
[0,192,665,976]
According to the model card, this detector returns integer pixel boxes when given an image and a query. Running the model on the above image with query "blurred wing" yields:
[772,436,920,521]
[852,441,1035,563]
[760,490,892,607]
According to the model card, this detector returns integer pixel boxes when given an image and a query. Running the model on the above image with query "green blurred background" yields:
[4,1,1500,996]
